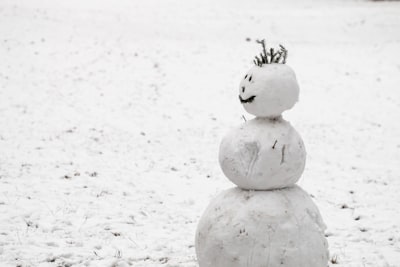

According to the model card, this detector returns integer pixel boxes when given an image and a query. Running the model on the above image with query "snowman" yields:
[195,40,329,267]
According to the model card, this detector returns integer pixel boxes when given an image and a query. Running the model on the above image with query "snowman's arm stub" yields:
[280,144,286,165]
[272,140,278,149]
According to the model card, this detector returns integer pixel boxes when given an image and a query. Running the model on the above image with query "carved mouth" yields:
[239,95,256,104]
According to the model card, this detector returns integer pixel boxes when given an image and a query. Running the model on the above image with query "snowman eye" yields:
[244,74,248,79]
[249,75,252,82]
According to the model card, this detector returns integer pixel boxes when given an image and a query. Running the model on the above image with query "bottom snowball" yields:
[195,185,329,267]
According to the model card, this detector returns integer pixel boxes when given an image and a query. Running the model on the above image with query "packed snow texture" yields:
[195,185,329,267]
[239,64,299,117]
[0,0,400,266]
[219,117,306,190]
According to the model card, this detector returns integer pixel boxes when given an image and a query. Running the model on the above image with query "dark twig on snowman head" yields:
[254,39,288,66]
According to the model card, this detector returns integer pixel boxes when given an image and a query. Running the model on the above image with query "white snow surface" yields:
[0,0,399,266]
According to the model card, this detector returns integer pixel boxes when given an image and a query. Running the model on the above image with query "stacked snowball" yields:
[195,43,329,267]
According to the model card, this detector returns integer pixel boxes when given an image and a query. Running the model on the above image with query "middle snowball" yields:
[219,117,306,190]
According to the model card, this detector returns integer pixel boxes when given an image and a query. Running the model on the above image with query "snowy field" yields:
[1,0,400,266]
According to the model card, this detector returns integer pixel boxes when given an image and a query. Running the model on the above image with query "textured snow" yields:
[195,185,329,267]
[219,117,306,190]
[0,0,400,266]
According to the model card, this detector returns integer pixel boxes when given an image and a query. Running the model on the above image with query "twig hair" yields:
[253,39,288,66]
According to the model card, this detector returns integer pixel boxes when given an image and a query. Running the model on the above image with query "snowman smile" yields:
[239,95,256,104]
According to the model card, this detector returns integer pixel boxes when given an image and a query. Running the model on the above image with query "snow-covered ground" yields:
[1,0,400,266]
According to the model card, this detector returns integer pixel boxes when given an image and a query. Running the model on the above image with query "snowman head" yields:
[239,40,300,118]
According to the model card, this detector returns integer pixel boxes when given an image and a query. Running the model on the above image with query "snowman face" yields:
[239,64,300,117]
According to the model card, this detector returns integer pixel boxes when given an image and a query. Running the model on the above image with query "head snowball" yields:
[239,40,299,117]
[239,64,299,117]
